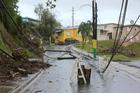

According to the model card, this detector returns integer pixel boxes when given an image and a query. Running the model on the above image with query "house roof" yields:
[123,24,140,27]
[22,17,39,22]
[55,26,78,33]
[98,23,118,26]
[62,26,79,30]
[114,24,140,28]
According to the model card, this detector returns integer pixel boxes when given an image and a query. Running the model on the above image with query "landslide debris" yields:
[0,53,51,85]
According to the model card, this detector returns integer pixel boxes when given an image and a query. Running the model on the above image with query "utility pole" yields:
[72,7,74,28]
[92,0,97,59]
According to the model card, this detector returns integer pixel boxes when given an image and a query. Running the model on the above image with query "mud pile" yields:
[0,54,51,85]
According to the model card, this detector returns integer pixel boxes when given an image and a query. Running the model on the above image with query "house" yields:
[55,23,140,44]
[97,23,140,43]
[55,23,118,44]
[55,26,82,44]
[97,23,118,40]
[113,24,140,43]
[22,17,39,24]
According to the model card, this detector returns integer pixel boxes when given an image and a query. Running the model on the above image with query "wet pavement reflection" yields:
[24,51,77,93]
[22,46,140,93]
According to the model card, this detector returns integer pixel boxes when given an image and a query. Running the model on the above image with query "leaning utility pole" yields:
[92,0,98,59]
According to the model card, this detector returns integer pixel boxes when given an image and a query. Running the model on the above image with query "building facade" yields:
[55,27,82,44]
[55,23,140,44]
[97,23,117,40]
[114,25,140,43]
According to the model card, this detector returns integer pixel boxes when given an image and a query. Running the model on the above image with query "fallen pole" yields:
[44,49,71,53]
[57,56,76,60]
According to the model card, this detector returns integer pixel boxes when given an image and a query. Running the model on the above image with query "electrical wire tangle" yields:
[102,0,140,73]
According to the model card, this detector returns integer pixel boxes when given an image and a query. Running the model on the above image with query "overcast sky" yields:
[17,0,140,27]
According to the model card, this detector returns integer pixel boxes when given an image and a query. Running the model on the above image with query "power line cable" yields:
[0,0,42,50]
[112,0,125,53]
[117,15,140,49]
[102,0,125,73]
[125,30,140,43]
[112,0,128,54]
[103,0,128,73]
[105,0,125,64]
[103,15,140,72]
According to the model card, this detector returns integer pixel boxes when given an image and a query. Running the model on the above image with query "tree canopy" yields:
[0,0,21,35]
[35,3,61,43]
[78,20,92,42]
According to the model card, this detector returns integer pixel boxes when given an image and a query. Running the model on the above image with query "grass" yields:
[107,54,140,62]
[75,42,92,53]
[125,42,140,57]
[0,32,11,54]
[0,22,39,59]
[75,41,140,61]
[0,23,12,54]
[98,40,114,49]
[26,49,36,58]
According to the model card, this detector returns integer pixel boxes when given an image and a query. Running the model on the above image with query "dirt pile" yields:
[0,54,51,85]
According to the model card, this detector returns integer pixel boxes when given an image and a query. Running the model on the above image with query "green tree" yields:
[0,0,21,35]
[35,4,61,44]
[78,20,92,42]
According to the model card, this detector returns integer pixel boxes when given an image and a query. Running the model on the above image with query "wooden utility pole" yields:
[92,0,97,59]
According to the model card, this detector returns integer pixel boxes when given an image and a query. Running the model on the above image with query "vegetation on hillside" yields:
[0,0,60,57]
[0,0,59,82]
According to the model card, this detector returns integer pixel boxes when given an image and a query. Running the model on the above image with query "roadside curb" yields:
[71,46,93,58]
[72,46,140,80]
[10,69,44,93]
[71,46,102,71]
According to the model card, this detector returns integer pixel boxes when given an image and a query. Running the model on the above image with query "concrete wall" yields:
[97,23,117,40]
[126,26,140,42]
[114,25,140,43]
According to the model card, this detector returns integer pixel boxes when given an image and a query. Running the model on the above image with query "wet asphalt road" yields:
[22,46,140,93]
[24,51,77,93]
[120,60,140,68]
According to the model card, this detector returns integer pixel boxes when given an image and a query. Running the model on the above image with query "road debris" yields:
[0,55,51,86]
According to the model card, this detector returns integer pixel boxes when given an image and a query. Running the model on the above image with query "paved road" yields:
[120,60,140,68]
[23,50,77,93]
[21,46,140,93]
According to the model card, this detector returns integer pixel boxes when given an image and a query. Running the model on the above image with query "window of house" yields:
[108,33,112,40]
[67,32,71,36]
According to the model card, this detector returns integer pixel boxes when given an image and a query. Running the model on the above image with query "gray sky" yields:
[18,0,140,27]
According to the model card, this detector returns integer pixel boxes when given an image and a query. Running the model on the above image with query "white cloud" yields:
[17,0,45,19]
[18,0,140,27]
